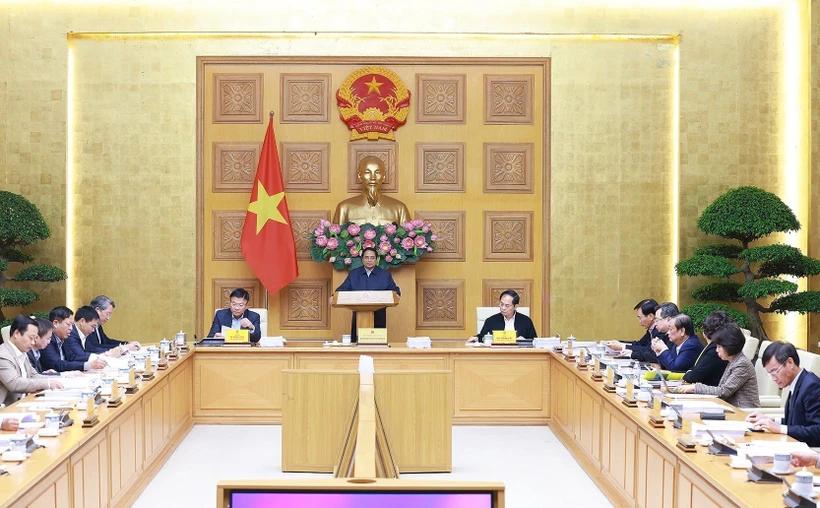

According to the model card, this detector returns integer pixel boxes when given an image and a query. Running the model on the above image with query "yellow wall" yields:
[0,1,812,346]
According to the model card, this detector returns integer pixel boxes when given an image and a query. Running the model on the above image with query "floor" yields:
[133,425,612,507]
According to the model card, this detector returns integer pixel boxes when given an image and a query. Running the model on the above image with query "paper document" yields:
[668,400,734,413]
[743,440,810,460]
[691,421,752,439]
[664,393,719,400]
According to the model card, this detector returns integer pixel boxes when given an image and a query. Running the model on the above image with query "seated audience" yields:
[207,288,262,343]
[675,324,759,407]
[40,306,106,373]
[86,295,140,354]
[679,311,731,385]
[606,299,668,361]
[746,341,820,446]
[0,315,63,406]
[467,290,537,343]
[652,313,703,372]
[64,306,122,364]
[27,317,57,374]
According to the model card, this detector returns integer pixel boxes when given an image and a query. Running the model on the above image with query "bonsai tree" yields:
[675,186,820,342]
[0,191,67,326]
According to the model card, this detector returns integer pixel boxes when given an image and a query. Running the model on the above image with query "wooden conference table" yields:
[0,342,810,507]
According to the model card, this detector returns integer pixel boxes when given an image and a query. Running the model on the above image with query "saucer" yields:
[769,467,796,476]
[730,460,751,469]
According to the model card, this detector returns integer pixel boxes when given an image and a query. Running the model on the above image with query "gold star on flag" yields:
[364,76,384,95]
[247,181,287,234]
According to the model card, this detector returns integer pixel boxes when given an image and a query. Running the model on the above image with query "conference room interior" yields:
[2,1,820,507]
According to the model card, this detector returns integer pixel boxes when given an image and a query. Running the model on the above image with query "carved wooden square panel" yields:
[280,278,330,329]
[483,143,534,193]
[415,143,465,193]
[414,210,465,262]
[212,210,246,260]
[482,279,534,307]
[483,211,533,261]
[483,74,534,124]
[280,142,330,192]
[213,73,264,124]
[347,141,397,193]
[415,74,466,123]
[212,142,261,193]
[289,210,330,261]
[212,278,264,309]
[280,73,331,123]
[416,279,464,329]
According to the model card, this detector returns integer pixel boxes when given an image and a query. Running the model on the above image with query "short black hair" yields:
[49,306,74,323]
[10,314,37,337]
[229,288,250,302]
[702,311,735,340]
[35,317,54,337]
[671,314,694,336]
[656,302,680,319]
[634,299,658,316]
[710,324,746,356]
[500,290,520,306]
[761,340,800,367]
[74,306,99,323]
[361,247,378,258]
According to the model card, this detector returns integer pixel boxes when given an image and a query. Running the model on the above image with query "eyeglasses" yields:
[766,363,786,378]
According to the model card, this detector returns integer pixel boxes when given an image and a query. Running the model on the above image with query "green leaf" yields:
[675,255,740,278]
[0,258,7,272]
[0,311,48,330]
[0,287,38,307]
[1,248,34,264]
[12,264,67,282]
[691,281,742,302]
[696,186,800,243]
[759,255,820,278]
[693,243,743,259]
[681,303,751,331]
[769,292,820,314]
[739,244,802,263]
[0,191,51,248]
[736,278,797,300]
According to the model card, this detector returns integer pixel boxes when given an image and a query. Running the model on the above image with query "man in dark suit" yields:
[333,247,401,342]
[747,341,820,446]
[64,306,123,364]
[86,295,140,355]
[680,311,731,386]
[207,288,262,343]
[467,289,537,343]
[27,318,56,374]
[606,299,671,362]
[652,313,703,372]
[40,306,106,373]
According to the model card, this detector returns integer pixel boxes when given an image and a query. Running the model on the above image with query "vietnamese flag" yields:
[240,114,298,294]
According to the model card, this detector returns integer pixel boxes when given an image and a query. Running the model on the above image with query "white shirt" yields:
[7,340,28,380]
[504,314,516,331]
[781,369,804,433]
[77,326,87,349]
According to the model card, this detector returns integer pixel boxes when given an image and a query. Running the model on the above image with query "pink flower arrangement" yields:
[362,240,375,249]
[401,237,415,250]
[414,236,426,248]
[315,235,328,247]
[384,224,397,235]
[329,224,341,234]
[363,229,377,240]
[326,237,339,250]
[347,223,361,236]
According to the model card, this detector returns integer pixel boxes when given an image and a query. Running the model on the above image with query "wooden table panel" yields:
[108,403,144,507]
[600,400,636,501]
[636,430,676,508]
[70,431,108,508]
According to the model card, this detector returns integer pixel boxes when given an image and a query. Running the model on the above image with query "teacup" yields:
[773,453,792,473]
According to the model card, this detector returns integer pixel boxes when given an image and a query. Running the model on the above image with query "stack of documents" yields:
[406,337,431,349]
[690,420,752,440]
[742,440,810,460]
[668,400,734,414]
[533,337,560,349]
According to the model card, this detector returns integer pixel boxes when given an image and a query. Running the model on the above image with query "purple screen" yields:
[231,491,493,508]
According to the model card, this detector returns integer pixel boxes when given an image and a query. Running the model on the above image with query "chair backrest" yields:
[0,326,9,342]
[797,349,820,378]
[476,307,530,336]
[742,337,759,361]
[755,341,782,398]
[214,308,268,337]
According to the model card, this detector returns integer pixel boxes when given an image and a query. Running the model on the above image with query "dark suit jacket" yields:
[782,369,820,446]
[85,325,126,354]
[657,335,704,372]
[40,337,87,372]
[27,350,43,373]
[335,266,401,296]
[477,312,537,341]
[64,325,93,363]
[681,341,728,386]
[630,328,670,363]
[207,308,262,343]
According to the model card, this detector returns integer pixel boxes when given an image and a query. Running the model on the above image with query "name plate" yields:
[336,290,395,305]
[492,330,517,345]
[225,329,250,343]
[358,328,388,345]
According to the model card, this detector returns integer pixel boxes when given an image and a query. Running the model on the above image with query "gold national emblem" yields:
[336,66,411,141]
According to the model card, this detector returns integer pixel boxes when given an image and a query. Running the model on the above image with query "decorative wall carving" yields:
[416,279,465,329]
[484,74,534,124]
[280,74,331,123]
[289,210,331,260]
[213,74,264,124]
[280,142,330,192]
[484,143,534,193]
[280,278,330,329]
[415,74,466,123]
[347,141,398,193]
[212,142,261,193]
[482,279,534,307]
[415,143,465,193]
[483,211,534,261]
[212,278,264,310]
[414,210,465,262]
[212,210,246,260]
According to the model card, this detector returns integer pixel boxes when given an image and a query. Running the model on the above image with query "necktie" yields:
[58,341,65,361]
[784,390,793,424]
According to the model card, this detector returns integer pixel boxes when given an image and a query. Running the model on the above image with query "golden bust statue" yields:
[333,156,411,226]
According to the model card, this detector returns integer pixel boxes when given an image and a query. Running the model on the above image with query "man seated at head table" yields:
[674,324,759,408]
[677,310,731,385]
[40,306,107,373]
[0,315,64,407]
[467,290,537,343]
[746,341,820,446]
[64,306,123,363]
[651,312,703,372]
[207,288,261,343]
[86,295,140,355]
[605,298,670,362]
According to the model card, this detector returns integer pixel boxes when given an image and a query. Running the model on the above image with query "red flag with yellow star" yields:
[240,114,298,295]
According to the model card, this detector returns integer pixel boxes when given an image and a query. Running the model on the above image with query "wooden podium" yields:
[332,290,399,331]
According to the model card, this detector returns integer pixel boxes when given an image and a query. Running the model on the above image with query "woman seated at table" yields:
[674,324,759,408]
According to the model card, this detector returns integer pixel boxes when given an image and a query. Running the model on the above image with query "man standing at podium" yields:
[334,247,400,342]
